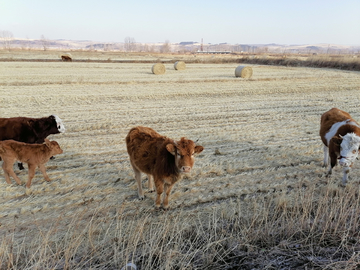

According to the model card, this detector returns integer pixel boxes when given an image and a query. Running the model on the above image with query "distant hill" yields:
[2,38,359,54]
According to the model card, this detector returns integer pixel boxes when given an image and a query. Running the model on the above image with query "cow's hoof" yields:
[18,163,25,170]
[148,189,155,193]
[138,196,144,200]
[340,182,347,187]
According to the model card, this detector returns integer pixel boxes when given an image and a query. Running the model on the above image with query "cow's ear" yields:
[331,136,342,147]
[44,139,51,148]
[166,144,176,155]
[194,145,204,154]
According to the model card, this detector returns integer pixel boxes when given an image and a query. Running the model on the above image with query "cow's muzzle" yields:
[181,166,192,173]
[338,156,352,167]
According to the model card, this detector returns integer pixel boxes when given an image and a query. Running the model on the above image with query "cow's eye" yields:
[352,150,357,154]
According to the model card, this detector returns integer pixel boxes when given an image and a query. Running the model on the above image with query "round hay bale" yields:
[151,63,166,75]
[235,65,253,78]
[174,61,186,70]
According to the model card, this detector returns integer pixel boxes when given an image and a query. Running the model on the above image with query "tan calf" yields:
[126,126,204,209]
[0,139,63,188]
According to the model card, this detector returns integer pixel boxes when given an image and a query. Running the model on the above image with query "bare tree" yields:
[1,31,14,50]
[160,40,171,53]
[40,35,49,51]
[124,37,136,52]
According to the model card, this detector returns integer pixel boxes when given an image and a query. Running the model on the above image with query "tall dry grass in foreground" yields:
[1,181,359,269]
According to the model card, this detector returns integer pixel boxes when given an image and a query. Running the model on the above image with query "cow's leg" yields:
[26,164,36,188]
[163,183,175,210]
[3,160,21,185]
[130,161,143,199]
[147,174,155,192]
[17,162,25,170]
[2,161,15,184]
[2,162,12,184]
[323,145,329,167]
[154,179,164,209]
[326,152,337,177]
[342,167,350,186]
[38,164,51,182]
[326,165,333,177]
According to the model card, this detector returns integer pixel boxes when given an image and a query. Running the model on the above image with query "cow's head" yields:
[166,137,204,173]
[51,115,66,133]
[45,139,63,155]
[333,133,360,167]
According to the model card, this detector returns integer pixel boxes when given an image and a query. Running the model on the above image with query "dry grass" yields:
[237,54,360,71]
[0,52,360,269]
[1,49,359,71]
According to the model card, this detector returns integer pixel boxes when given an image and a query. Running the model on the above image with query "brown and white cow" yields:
[0,115,65,169]
[0,139,63,188]
[125,126,204,209]
[319,108,360,185]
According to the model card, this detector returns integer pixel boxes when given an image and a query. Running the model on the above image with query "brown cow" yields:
[0,115,65,144]
[0,139,63,188]
[61,55,72,61]
[320,108,360,185]
[126,126,204,209]
[0,114,65,170]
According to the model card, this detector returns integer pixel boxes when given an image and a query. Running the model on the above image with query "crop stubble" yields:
[0,61,359,234]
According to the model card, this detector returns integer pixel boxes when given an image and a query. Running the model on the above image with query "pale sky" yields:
[1,0,359,45]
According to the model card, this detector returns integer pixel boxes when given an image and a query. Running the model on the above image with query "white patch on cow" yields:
[52,114,65,133]
[325,120,360,145]
[338,133,360,167]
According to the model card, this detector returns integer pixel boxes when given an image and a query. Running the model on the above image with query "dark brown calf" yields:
[0,139,63,188]
[126,126,204,209]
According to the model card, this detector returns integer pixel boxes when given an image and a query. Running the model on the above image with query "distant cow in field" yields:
[61,55,72,62]
[0,139,63,188]
[0,115,65,169]
[126,126,204,209]
[320,108,360,185]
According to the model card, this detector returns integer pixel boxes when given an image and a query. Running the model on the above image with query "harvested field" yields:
[0,58,360,269]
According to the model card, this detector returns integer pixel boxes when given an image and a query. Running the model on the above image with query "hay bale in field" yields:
[174,61,186,70]
[235,65,253,78]
[152,63,166,75]
[60,53,72,62]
